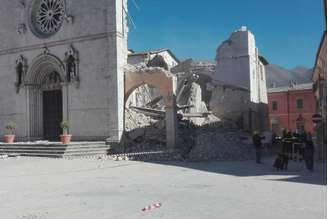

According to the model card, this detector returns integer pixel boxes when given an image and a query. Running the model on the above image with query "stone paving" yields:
[0,157,326,219]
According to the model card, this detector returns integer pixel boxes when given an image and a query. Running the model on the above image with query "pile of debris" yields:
[124,109,255,162]
[114,151,182,162]
[124,105,167,153]
[188,125,255,161]
[122,63,256,161]
[123,124,167,153]
[125,107,154,132]
[124,95,255,161]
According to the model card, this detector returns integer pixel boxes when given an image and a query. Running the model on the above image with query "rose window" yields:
[30,0,65,38]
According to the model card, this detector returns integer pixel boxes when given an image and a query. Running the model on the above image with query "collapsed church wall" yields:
[121,27,269,158]
[171,58,268,131]
[0,0,128,141]
[124,50,179,132]
[126,49,179,111]
[215,26,268,104]
[123,27,270,158]
[210,26,269,131]
[209,84,250,125]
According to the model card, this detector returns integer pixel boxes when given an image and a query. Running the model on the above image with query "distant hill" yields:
[266,64,313,88]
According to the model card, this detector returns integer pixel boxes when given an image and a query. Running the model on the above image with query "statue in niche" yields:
[67,55,76,82]
[16,63,23,86]
[64,45,79,87]
[15,55,27,93]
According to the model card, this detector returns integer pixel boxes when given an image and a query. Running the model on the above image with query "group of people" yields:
[252,129,315,171]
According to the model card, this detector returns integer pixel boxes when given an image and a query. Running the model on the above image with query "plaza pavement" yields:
[0,156,326,219]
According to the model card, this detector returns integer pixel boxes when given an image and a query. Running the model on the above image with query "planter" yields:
[4,135,15,143]
[60,134,72,144]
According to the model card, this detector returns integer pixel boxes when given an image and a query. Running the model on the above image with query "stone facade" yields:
[0,0,128,141]
[215,26,268,104]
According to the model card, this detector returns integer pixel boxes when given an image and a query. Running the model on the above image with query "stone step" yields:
[0,142,109,158]
[1,150,109,158]
[0,148,108,154]
[0,149,65,154]
[10,153,63,158]
[65,149,109,155]
[63,151,110,158]
[0,143,106,148]
[0,145,108,151]
[0,146,67,150]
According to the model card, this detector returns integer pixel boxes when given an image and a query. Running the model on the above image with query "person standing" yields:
[285,130,294,159]
[304,133,315,171]
[253,131,265,164]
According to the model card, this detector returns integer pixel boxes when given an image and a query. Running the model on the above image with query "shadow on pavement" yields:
[148,157,327,186]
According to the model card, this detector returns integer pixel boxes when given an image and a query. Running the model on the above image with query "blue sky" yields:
[128,0,326,69]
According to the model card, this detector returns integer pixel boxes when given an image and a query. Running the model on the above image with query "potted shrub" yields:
[4,121,16,143]
[60,121,72,144]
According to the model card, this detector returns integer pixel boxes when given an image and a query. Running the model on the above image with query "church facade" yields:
[0,0,128,141]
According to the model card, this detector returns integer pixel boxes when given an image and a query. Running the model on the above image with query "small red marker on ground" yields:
[142,203,162,212]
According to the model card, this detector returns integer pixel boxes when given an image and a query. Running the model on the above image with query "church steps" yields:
[63,151,110,158]
[10,153,63,158]
[0,145,108,150]
[0,149,109,154]
[0,142,109,158]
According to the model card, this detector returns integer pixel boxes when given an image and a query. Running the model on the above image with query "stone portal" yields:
[25,54,67,141]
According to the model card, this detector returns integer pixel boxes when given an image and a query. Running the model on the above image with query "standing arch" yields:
[124,66,177,148]
[125,67,176,107]
[25,53,68,140]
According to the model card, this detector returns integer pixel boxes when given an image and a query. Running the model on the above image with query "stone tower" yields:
[215,26,268,104]
[0,0,128,142]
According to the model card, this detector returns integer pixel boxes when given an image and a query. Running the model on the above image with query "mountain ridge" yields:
[266,64,313,88]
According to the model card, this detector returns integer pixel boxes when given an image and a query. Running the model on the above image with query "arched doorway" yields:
[41,71,63,140]
[25,54,67,141]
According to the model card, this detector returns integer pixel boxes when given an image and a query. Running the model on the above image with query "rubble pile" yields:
[123,120,193,155]
[188,125,255,161]
[124,107,255,161]
[124,107,154,132]
[123,124,167,153]
[123,107,166,153]
[123,63,255,161]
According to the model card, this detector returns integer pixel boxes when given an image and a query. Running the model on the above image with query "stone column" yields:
[62,83,69,122]
[25,84,42,140]
[105,0,128,146]
[165,94,177,149]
